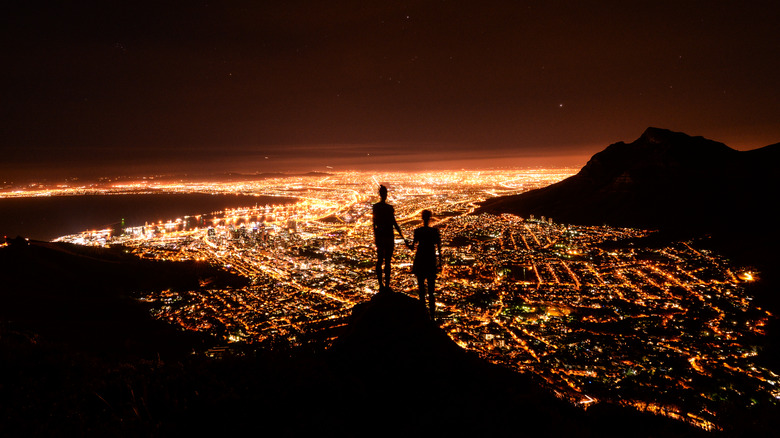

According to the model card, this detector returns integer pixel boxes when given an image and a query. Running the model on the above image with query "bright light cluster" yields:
[53,169,774,431]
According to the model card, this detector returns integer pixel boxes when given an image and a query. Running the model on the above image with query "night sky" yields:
[2,1,779,180]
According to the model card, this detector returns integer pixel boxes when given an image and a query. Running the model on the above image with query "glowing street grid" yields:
[55,170,776,431]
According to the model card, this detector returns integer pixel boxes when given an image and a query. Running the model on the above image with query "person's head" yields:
[378,185,388,201]
[422,209,432,225]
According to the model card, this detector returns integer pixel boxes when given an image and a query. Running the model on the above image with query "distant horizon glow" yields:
[0,146,593,184]
[3,2,779,183]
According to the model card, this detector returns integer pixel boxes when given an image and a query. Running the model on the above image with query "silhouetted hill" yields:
[0,239,246,358]
[479,127,778,234]
[2,274,711,436]
[179,290,707,437]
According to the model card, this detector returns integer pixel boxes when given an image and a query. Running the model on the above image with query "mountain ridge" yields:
[478,127,779,233]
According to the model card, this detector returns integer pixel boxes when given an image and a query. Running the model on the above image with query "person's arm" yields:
[394,218,405,240]
[391,206,405,241]
[371,205,379,236]
[436,230,443,268]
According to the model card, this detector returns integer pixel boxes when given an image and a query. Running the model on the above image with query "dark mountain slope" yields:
[1,255,709,436]
[0,238,245,357]
[479,127,778,233]
[178,290,707,437]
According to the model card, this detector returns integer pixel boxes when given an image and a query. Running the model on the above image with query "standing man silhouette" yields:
[372,185,406,290]
[408,210,442,319]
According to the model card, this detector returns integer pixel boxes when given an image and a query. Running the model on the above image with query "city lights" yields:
[47,169,774,431]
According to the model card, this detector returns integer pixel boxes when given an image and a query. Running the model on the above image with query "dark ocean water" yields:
[0,193,296,241]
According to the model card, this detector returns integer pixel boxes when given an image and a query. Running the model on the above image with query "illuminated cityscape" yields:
[47,169,776,431]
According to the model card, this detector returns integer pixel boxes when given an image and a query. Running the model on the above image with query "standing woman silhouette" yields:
[408,210,442,319]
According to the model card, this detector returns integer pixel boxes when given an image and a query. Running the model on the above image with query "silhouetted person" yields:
[372,185,406,290]
[408,210,441,319]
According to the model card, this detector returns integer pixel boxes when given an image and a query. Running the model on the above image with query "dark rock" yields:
[478,127,779,233]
